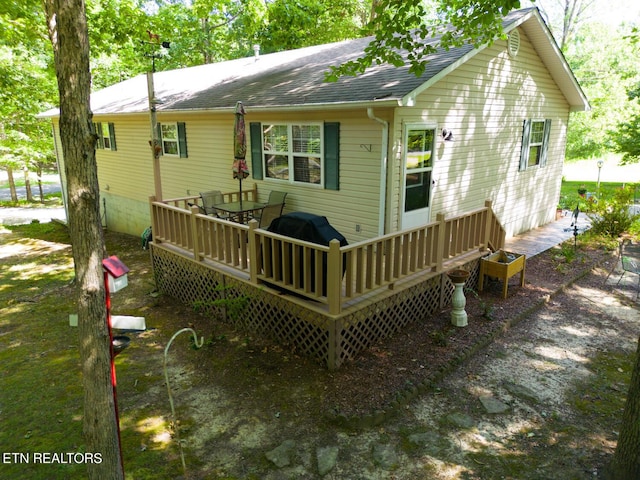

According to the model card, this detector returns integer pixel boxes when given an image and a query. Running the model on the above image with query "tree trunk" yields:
[608,335,640,479]
[43,1,123,478]
[6,167,18,202]
[23,168,33,203]
[36,165,44,203]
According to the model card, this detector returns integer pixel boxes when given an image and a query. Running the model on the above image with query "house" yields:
[41,8,589,368]
[43,7,588,244]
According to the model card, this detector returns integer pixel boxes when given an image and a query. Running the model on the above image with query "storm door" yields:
[402,125,435,229]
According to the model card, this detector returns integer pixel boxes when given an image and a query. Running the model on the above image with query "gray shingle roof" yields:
[41,8,588,117]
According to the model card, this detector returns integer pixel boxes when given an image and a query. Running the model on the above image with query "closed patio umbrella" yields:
[232,101,249,208]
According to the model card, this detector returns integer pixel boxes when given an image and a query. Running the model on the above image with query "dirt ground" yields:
[106,228,637,479]
[3,223,639,479]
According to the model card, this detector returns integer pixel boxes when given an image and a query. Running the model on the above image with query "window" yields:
[157,122,188,157]
[262,123,322,185]
[250,122,339,190]
[519,119,551,171]
[94,122,116,151]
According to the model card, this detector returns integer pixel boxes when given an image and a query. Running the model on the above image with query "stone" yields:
[479,395,510,414]
[407,431,446,455]
[265,439,296,468]
[445,412,476,429]
[316,446,338,476]
[372,443,398,469]
[503,381,541,404]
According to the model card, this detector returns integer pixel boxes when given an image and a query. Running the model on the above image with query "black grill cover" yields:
[267,212,348,295]
[267,212,347,247]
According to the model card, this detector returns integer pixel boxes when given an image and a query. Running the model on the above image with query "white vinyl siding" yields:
[391,28,569,237]
[80,110,384,242]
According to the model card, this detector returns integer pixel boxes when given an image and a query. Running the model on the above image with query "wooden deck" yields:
[149,192,506,368]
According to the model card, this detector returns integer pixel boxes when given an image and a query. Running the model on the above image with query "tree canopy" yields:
[563,22,640,160]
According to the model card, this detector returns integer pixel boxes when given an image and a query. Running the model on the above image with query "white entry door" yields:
[401,125,435,229]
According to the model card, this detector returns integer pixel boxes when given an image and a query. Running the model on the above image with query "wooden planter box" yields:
[478,250,526,298]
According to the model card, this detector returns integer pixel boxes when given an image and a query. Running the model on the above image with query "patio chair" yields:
[199,190,229,218]
[253,191,287,224]
[606,240,640,296]
[267,190,288,206]
[259,203,285,229]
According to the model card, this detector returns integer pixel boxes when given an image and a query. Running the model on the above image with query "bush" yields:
[585,185,640,237]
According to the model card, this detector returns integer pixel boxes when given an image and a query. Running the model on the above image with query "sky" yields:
[524,0,640,27]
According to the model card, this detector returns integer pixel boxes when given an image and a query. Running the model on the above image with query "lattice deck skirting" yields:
[151,243,480,369]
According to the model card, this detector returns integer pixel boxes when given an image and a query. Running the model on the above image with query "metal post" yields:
[104,270,125,476]
[596,159,604,197]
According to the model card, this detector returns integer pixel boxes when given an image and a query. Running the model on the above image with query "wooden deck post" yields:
[484,200,493,251]
[190,204,201,261]
[327,239,342,315]
[248,220,259,284]
[435,212,446,273]
[149,196,160,245]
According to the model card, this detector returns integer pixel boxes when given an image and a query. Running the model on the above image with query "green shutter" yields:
[177,122,188,158]
[539,119,552,167]
[324,122,340,190]
[250,122,263,180]
[95,123,104,149]
[519,119,531,172]
[108,123,117,151]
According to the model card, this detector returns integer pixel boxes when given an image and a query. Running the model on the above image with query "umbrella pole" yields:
[239,177,243,209]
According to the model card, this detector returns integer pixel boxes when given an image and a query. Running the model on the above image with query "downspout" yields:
[367,108,389,237]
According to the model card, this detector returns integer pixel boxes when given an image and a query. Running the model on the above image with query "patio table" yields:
[212,200,265,224]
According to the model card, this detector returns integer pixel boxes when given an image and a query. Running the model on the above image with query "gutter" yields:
[38,99,403,119]
[367,108,389,237]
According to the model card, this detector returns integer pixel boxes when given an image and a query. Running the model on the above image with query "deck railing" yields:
[150,196,505,315]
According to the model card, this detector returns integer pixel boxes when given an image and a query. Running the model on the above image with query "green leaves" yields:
[326,0,519,80]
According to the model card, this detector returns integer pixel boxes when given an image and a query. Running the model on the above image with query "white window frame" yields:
[261,123,324,187]
[94,122,116,151]
[100,123,112,150]
[519,118,551,171]
[160,123,180,156]
[527,119,546,167]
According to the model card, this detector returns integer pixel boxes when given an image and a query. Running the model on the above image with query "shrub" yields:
[586,185,640,237]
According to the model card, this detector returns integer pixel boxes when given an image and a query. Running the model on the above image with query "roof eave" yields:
[513,9,590,111]
[39,98,402,120]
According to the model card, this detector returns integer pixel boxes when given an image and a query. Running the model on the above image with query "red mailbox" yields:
[102,255,129,293]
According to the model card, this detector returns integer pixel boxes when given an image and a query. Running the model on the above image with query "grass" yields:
[0,193,63,208]
[0,171,63,208]
[559,180,640,210]
[0,222,181,479]
[0,171,59,190]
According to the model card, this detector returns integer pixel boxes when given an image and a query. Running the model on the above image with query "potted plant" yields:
[556,196,567,220]
[577,185,587,198]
